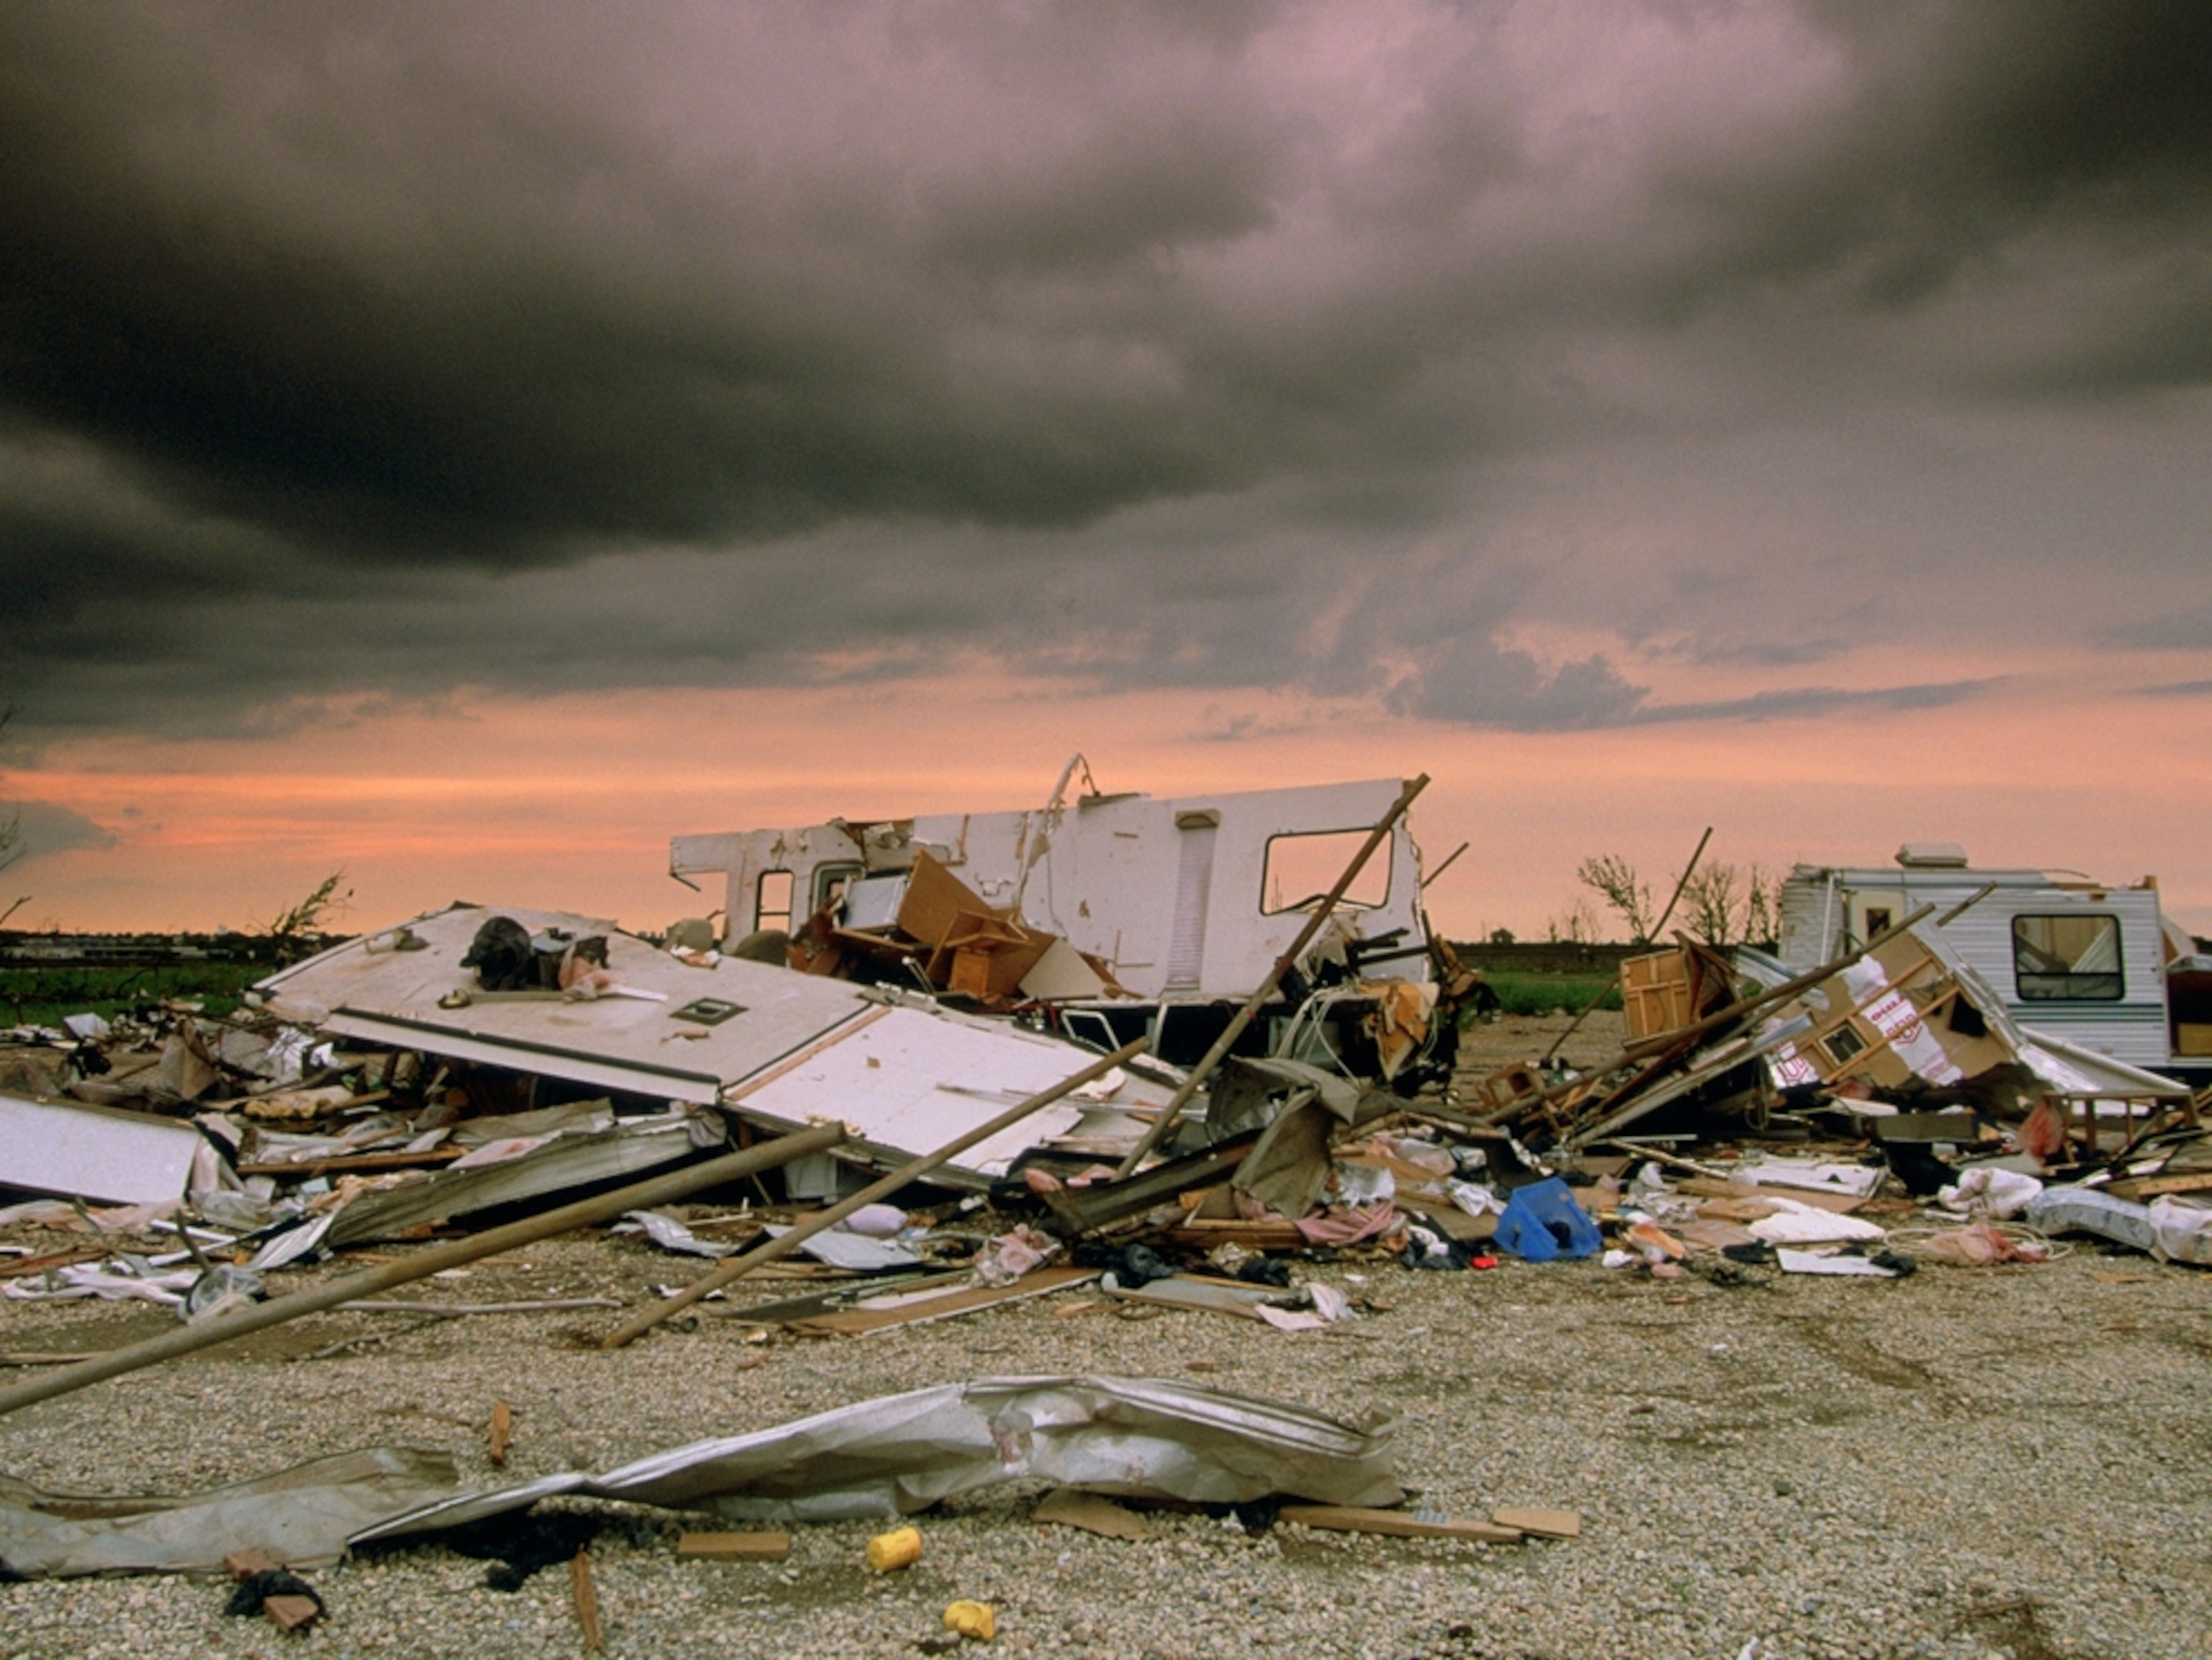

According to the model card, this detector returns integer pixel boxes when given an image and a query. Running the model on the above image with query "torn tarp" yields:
[354,1374,1402,1540]
[0,1449,459,1578]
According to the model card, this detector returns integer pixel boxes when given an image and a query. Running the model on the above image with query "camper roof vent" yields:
[1896,842,1969,869]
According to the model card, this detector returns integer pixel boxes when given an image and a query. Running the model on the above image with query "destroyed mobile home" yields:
[670,767,1485,1091]
[3,773,2211,1623]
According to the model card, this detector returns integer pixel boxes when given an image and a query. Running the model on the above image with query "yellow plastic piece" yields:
[865,1525,922,1572]
[943,1600,996,1641]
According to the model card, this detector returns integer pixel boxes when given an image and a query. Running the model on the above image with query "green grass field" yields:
[0,962,268,1028]
[1475,970,1617,1017]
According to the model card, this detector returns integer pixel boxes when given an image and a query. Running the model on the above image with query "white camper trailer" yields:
[670,773,1456,1078]
[1777,844,2212,1077]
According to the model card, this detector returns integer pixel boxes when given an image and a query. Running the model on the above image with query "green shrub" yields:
[1,963,266,1028]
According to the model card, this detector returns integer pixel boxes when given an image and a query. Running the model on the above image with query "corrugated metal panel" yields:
[1777,869,1838,968]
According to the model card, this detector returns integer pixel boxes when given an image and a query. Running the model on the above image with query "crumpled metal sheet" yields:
[0,1448,459,1578]
[357,1374,1401,1538]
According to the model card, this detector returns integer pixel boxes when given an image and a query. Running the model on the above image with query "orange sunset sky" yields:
[4,4,2209,945]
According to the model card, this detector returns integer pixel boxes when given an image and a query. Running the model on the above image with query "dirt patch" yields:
[1957,1596,2103,1660]
[1790,1319,1936,1391]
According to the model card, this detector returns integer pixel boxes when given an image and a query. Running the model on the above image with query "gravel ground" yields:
[5,1012,2211,1660]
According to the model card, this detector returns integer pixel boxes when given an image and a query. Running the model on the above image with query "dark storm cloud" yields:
[0,1,2206,738]
[2134,679,2212,700]
[4,800,119,862]
[1628,679,2002,725]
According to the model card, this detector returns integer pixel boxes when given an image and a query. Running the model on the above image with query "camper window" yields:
[756,870,795,934]
[2012,914,2123,1001]
[1261,830,1390,915]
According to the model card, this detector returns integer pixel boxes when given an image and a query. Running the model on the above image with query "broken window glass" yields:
[2011,914,2123,1001]
[1260,831,1389,916]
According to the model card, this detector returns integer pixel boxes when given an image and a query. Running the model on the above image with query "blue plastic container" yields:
[1493,1176,1601,1261]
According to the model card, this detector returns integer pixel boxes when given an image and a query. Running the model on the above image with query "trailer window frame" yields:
[755,870,795,934]
[2010,913,2124,1002]
[1259,829,1391,916]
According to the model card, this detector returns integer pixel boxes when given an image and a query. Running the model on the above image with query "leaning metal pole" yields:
[0,1122,847,1420]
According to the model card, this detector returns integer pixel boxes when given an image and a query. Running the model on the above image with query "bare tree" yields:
[1678,860,1781,947]
[1546,896,1602,944]
[1680,862,1742,943]
[1741,862,1779,948]
[1577,853,1654,942]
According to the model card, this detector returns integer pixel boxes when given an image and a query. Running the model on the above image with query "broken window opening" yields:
[1261,830,1389,916]
[813,863,863,919]
[2012,914,2123,1001]
[755,870,795,934]
[1818,1022,1869,1068]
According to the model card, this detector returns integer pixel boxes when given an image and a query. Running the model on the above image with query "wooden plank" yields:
[1491,1505,1581,1539]
[0,1247,109,1281]
[786,1267,1097,1335]
[1033,1489,1156,1541]
[2108,1170,2212,1201]
[570,1550,604,1655]
[1280,1505,1521,1544]
[1155,1220,1308,1252]
[677,1530,791,1561]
